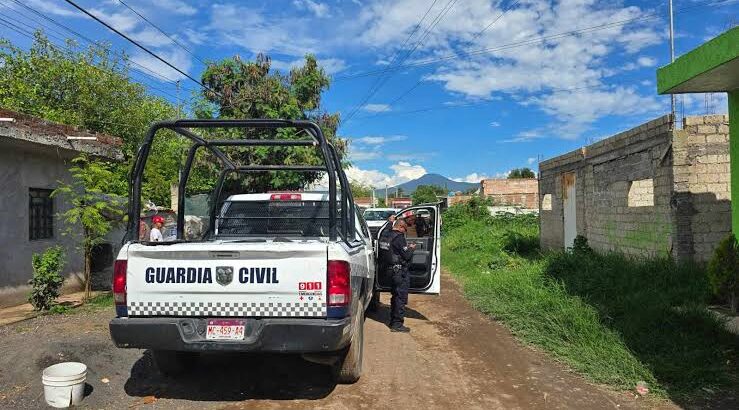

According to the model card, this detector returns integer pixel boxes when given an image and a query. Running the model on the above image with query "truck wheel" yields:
[335,314,364,384]
[366,290,380,313]
[152,350,198,377]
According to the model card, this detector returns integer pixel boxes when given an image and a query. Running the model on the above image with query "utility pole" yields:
[385,185,388,203]
[668,0,676,127]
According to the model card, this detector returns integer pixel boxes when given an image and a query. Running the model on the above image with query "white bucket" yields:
[41,362,87,408]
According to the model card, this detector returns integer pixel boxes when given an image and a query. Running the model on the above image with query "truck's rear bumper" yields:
[109,316,352,353]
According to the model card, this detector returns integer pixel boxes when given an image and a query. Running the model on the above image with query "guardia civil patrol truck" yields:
[109,119,440,383]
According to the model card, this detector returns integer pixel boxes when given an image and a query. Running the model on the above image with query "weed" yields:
[442,206,739,400]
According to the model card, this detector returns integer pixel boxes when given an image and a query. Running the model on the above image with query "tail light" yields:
[270,193,302,201]
[113,260,127,306]
[327,260,351,306]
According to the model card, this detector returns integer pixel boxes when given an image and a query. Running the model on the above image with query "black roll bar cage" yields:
[127,119,349,243]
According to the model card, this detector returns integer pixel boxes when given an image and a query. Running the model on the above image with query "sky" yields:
[1,0,737,188]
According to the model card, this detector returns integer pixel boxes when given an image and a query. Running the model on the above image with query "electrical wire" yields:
[0,17,185,106]
[343,0,457,124]
[115,0,207,66]
[62,0,216,96]
[6,0,185,87]
[0,14,183,101]
[335,0,737,82]
[388,0,521,106]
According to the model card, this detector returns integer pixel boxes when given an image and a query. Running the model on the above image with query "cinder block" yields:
[683,117,704,126]
[697,125,717,134]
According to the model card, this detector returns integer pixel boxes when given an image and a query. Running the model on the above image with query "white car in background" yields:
[362,208,399,239]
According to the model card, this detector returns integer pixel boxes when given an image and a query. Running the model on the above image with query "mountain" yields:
[375,173,479,197]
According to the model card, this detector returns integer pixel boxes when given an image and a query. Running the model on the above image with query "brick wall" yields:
[481,178,538,209]
[539,114,730,262]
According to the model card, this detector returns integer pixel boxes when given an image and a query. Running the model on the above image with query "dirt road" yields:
[0,273,658,409]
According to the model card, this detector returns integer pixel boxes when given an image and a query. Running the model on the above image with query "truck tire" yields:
[152,350,198,377]
[335,312,364,384]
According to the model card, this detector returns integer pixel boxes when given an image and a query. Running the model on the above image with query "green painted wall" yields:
[657,27,739,94]
[731,91,739,235]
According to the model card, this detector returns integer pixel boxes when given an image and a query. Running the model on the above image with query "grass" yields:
[441,207,739,401]
[44,292,114,316]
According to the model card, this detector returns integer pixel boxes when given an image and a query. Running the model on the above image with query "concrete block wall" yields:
[672,115,732,262]
[539,114,731,262]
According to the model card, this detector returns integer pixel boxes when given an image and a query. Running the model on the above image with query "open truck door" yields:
[375,204,440,294]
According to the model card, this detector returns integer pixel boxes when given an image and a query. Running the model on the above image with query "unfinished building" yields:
[539,114,731,262]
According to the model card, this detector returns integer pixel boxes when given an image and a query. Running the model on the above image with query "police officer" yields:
[378,219,416,332]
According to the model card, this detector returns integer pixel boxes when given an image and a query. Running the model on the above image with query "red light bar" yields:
[270,193,302,201]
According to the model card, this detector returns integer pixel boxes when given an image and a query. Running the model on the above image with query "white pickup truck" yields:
[109,119,440,383]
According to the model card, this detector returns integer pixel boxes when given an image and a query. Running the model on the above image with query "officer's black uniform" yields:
[378,228,414,330]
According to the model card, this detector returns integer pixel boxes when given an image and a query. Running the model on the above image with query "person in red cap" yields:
[150,215,165,242]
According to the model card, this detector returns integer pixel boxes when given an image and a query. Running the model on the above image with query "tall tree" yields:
[412,185,446,205]
[508,168,536,179]
[197,54,346,194]
[0,33,180,205]
[350,181,373,198]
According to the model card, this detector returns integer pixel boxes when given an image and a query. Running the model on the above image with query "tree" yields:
[350,181,373,198]
[376,198,387,208]
[412,185,447,205]
[0,32,180,205]
[508,168,536,179]
[53,156,126,300]
[197,54,346,194]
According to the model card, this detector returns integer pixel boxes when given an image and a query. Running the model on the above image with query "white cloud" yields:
[452,173,491,183]
[271,57,347,74]
[153,0,198,16]
[182,28,208,46]
[527,157,537,165]
[489,121,501,127]
[129,48,192,82]
[362,103,391,113]
[350,150,381,161]
[208,4,322,57]
[355,135,407,145]
[25,0,79,17]
[130,26,173,48]
[89,7,140,32]
[637,56,657,67]
[531,87,664,137]
[356,0,664,136]
[345,161,427,188]
[293,0,331,18]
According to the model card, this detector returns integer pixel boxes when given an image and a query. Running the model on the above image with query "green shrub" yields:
[28,246,66,311]
[571,235,592,254]
[706,234,739,313]
[442,195,493,232]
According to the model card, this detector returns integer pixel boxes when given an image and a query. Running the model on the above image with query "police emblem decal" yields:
[216,266,234,286]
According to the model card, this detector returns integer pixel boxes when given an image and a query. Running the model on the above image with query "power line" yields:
[62,0,215,95]
[388,0,520,106]
[343,0,457,123]
[472,0,520,40]
[115,0,207,65]
[335,0,736,82]
[0,15,183,102]
[341,0,442,124]
[5,0,189,87]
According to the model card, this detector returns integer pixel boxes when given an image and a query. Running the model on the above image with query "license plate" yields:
[206,319,245,341]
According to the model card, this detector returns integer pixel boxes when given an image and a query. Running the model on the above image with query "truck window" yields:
[217,199,343,238]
